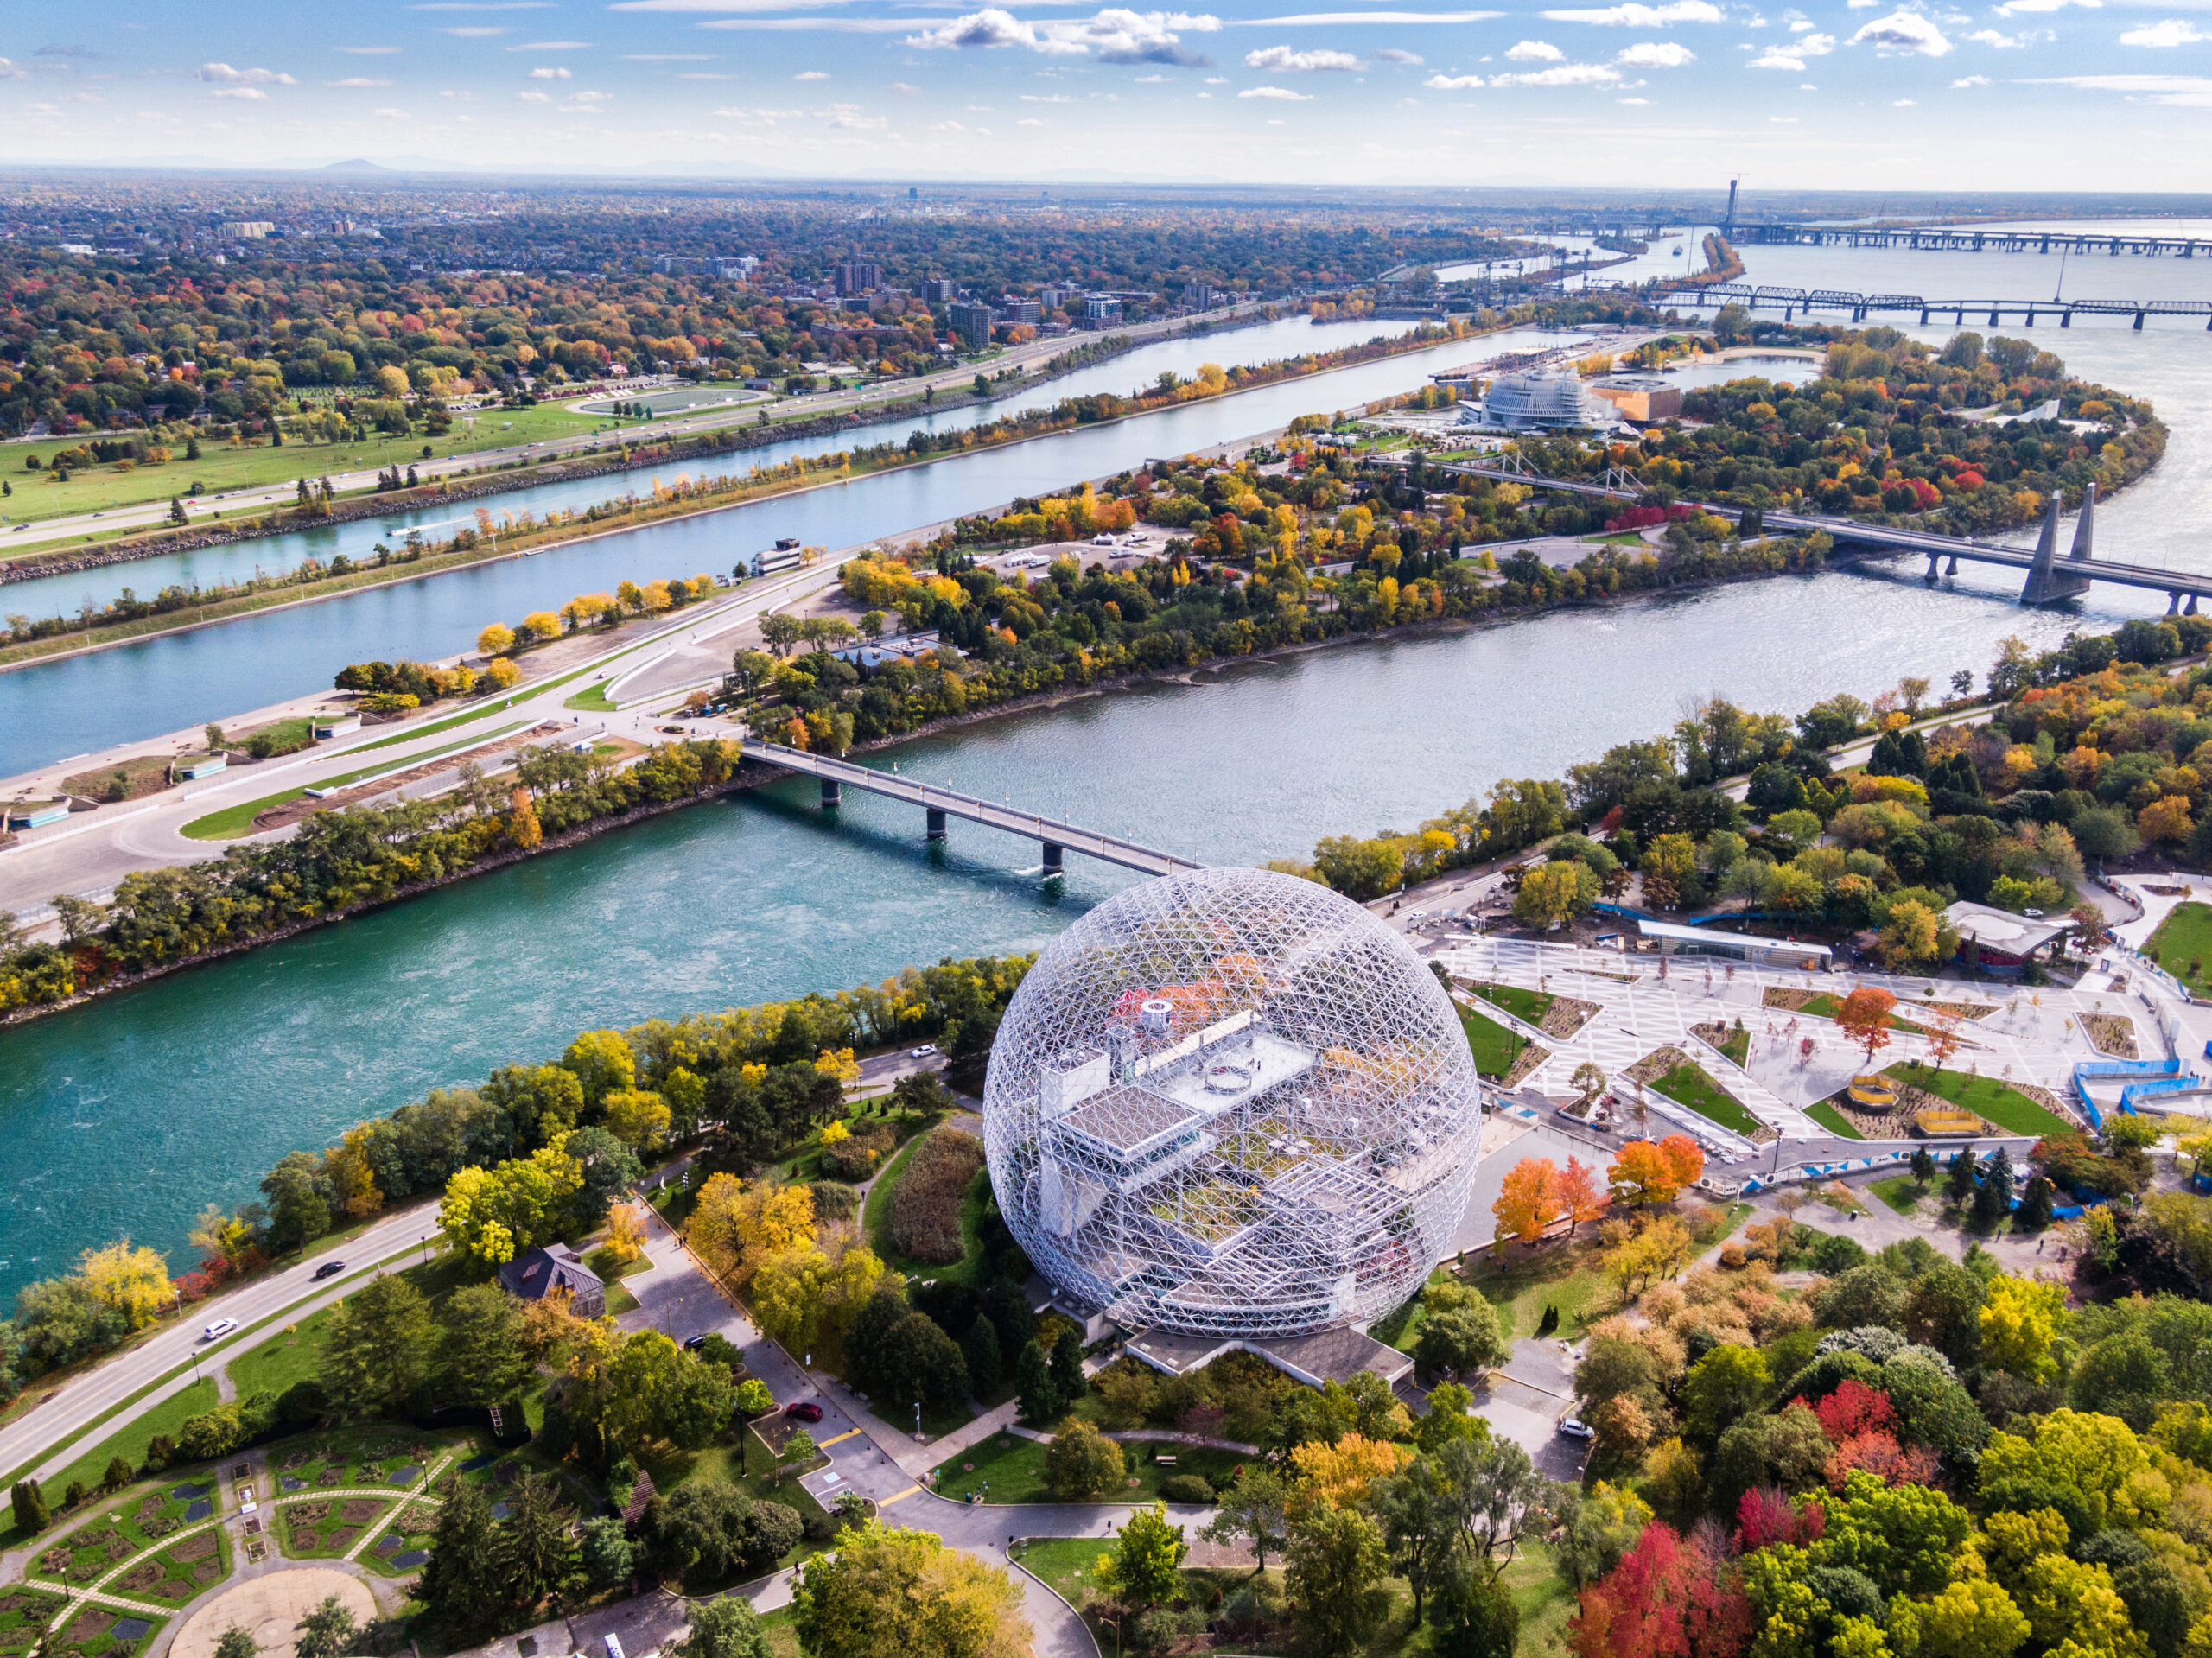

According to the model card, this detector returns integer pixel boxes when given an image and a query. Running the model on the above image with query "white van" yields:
[200,1318,238,1343]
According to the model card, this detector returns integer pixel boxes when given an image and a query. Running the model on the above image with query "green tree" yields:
[1050,1324,1087,1403]
[1886,1578,2030,1658]
[1433,1562,1520,1658]
[1287,1505,1389,1656]
[416,1477,503,1631]
[579,1515,635,1592]
[10,1479,47,1534]
[1413,1283,1508,1378]
[792,1520,1029,1658]
[293,1597,359,1658]
[440,1282,532,1407]
[1436,1433,1554,1583]
[101,1456,132,1493]
[670,1598,772,1658]
[1820,1470,1974,1600]
[1375,1456,1459,1625]
[1682,1344,1771,1445]
[321,1272,439,1417]
[500,1472,577,1610]
[213,1629,257,1658]
[1094,1502,1186,1610]
[1202,1465,1289,1577]
[1015,1339,1059,1426]
[962,1318,1001,1394]
[1043,1416,1125,1500]
[1413,1382,1487,1454]
[1557,1481,1653,1588]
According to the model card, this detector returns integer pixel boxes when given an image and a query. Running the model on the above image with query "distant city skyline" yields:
[4,0,2212,189]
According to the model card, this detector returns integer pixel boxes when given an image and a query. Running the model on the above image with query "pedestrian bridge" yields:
[738,740,1205,878]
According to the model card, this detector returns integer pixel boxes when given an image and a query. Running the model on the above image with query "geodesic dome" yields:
[982,867,1485,1340]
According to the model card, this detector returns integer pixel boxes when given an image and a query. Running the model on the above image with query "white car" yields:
[1557,1417,1595,1441]
[201,1318,238,1343]
[910,1044,939,1058]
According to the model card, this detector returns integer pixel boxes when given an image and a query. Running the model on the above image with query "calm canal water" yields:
[7,241,2212,1286]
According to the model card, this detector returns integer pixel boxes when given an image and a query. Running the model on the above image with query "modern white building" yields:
[1460,368,1611,431]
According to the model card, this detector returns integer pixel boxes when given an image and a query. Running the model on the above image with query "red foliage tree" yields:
[1803,1378,1895,1444]
[1569,1521,1754,1658]
[1735,1485,1827,1552]
[1823,1430,1942,1493]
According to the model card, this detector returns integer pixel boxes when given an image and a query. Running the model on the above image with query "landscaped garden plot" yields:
[270,1429,438,1497]
[928,1433,1246,1504]
[1455,1002,1548,1085]
[1806,1100,1868,1140]
[1628,1046,1770,1140]
[1464,980,1601,1040]
[1882,1064,2073,1139]
[2145,900,2212,994]
[1763,988,1934,1037]
[51,1603,163,1658]
[280,1496,394,1560]
[0,1591,66,1656]
[2078,1013,2139,1058]
[111,1528,228,1603]
[1691,1019,1751,1068]
[363,1501,442,1577]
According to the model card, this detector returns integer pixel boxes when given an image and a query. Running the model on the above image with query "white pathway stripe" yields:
[22,1581,175,1617]
[31,1513,228,1629]
[340,1452,455,1561]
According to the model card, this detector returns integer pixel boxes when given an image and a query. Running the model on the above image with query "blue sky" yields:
[4,0,2211,187]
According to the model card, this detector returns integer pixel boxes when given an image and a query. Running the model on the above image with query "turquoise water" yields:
[5,245,2212,1286]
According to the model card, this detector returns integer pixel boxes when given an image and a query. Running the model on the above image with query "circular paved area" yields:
[168,1567,376,1658]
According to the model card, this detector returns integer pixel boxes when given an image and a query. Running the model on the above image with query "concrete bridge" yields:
[1739,225,2212,259]
[1656,283,2212,330]
[1440,462,2212,610]
[737,740,1206,877]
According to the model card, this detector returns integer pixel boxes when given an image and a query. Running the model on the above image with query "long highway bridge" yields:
[1656,282,2212,329]
[1738,225,2212,259]
[738,740,1206,877]
[1439,461,2212,610]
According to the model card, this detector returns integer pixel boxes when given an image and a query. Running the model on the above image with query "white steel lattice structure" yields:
[982,867,1485,1339]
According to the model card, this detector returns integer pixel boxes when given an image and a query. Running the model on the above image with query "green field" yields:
[1469,980,1553,1026]
[1706,1024,1751,1067]
[29,1380,220,1519]
[1871,1175,1929,1215]
[1648,1061,1764,1138]
[226,1310,334,1399]
[1885,1064,2071,1139]
[2145,901,2212,995]
[1800,993,1930,1038]
[1457,1004,1528,1080]
[1806,1102,1869,1141]
[180,720,531,839]
[928,1432,1244,1503]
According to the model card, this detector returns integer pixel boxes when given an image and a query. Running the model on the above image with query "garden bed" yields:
[1627,1046,1771,1141]
[2145,900,2212,994]
[1465,980,1600,1039]
[1690,1020,1751,1068]
[1882,1064,2074,1139]
[1762,988,1935,1038]
[2079,1013,2139,1059]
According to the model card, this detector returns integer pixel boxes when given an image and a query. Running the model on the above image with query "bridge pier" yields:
[1042,842,1064,876]
[2190,594,2201,616]
[2020,494,2093,605]
[2171,591,2184,616]
[821,778,841,810]
[926,806,947,841]
[2062,311,2072,327]
[1946,555,1960,576]
[1924,553,1940,582]
[2135,311,2148,331]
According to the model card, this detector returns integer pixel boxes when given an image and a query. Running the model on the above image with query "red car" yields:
[784,1401,824,1423]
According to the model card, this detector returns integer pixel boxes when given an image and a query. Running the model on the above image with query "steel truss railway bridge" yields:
[738,740,1206,878]
[1440,461,2212,611]
[1656,283,2212,330]
[1739,225,2212,259]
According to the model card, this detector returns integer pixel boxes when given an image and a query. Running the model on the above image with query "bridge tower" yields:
[2067,480,2096,567]
[2020,493,2092,605]
[1723,178,1739,238]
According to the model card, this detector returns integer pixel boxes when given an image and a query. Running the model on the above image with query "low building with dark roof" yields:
[496,1242,607,1318]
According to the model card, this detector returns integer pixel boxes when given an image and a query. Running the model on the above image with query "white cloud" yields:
[889,80,921,91]
[512,40,591,48]
[1501,59,1623,79]
[1794,30,1834,51]
[1423,71,1484,84]
[210,86,268,99]
[439,26,512,35]
[1748,45,1806,64]
[1021,91,1075,98]
[528,65,572,77]
[374,106,410,118]
[570,88,613,103]
[1952,71,1990,82]
[2123,18,2208,42]
[1541,1,1722,22]
[2027,70,2212,101]
[1244,43,1362,67]
[1850,10,1951,52]
[518,89,552,100]
[1771,111,1797,118]
[825,104,884,125]
[1373,45,1424,60]
[199,62,296,85]
[327,77,391,86]
[1993,0,2098,14]
[1617,39,1694,61]
[906,8,1221,63]
[1894,93,1916,100]
[1965,27,2039,44]
[796,68,831,77]
[1506,38,1565,56]
[1238,81,1313,94]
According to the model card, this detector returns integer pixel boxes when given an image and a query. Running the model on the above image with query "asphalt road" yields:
[0,304,1265,554]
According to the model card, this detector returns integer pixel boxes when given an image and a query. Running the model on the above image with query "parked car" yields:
[784,1401,824,1423]
[201,1318,238,1343]
[311,1261,345,1281]
[1557,1417,1595,1441]
[910,1044,938,1058]
[683,1333,709,1351]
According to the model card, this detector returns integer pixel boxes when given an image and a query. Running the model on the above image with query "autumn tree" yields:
[1879,899,1943,971]
[1833,986,1898,1070]
[1557,1157,1608,1236]
[1494,1159,1560,1248]
[1514,860,1600,929]
[1607,1136,1705,1207]
[792,1521,1032,1658]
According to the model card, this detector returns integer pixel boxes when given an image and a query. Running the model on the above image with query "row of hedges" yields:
[887,1128,986,1264]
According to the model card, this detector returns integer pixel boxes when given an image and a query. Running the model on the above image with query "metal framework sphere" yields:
[982,867,1485,1340]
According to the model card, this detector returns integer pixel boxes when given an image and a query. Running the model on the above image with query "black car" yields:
[311,1261,344,1281]
[683,1333,709,1351]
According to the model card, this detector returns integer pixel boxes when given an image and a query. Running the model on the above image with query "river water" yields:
[6,239,2212,1288]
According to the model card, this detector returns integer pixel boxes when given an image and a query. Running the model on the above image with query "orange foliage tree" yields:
[1494,1158,1560,1248]
[1608,1135,1706,1207]
[1557,1157,1610,1236]
[1833,985,1897,1069]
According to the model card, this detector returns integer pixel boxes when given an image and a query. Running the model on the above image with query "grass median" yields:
[181,721,531,840]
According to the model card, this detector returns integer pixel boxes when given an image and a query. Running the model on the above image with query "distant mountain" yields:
[321,158,392,174]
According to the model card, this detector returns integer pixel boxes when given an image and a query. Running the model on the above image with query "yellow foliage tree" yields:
[605,1203,647,1265]
[602,1088,672,1154]
[815,1047,862,1095]
[1980,1276,2068,1382]
[687,1175,816,1285]
[509,788,543,850]
[78,1242,175,1330]
[439,1138,585,1267]
[1288,1432,1414,1514]
[477,622,516,656]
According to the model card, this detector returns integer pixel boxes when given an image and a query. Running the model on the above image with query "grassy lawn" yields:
[2145,900,2212,994]
[1885,1064,2071,1139]
[30,1381,219,1517]
[1469,981,1553,1026]
[1503,1540,1579,1658]
[1017,1536,1112,1605]
[1871,1175,1929,1216]
[1370,1267,1456,1356]
[1456,1237,1611,1341]
[226,1309,334,1400]
[1800,993,1930,1038]
[1707,1026,1751,1067]
[1806,1102,1869,1140]
[565,682,620,713]
[180,720,531,839]
[1649,1061,1765,1139]
[1457,1004,1528,1081]
[929,1432,1247,1504]
[353,696,533,752]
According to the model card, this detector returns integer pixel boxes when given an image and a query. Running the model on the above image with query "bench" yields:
[1154,1454,1177,1467]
